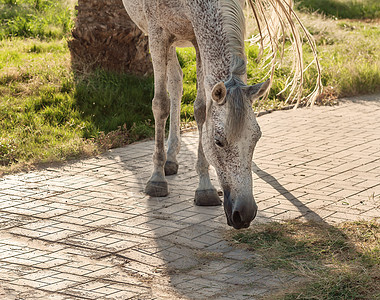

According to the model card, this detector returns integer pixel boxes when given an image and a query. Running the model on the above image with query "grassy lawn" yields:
[229,220,380,299]
[0,0,380,174]
[0,37,155,172]
[296,0,380,19]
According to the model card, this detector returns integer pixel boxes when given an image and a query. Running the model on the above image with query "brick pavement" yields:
[0,95,379,299]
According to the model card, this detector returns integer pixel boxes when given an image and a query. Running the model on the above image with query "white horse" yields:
[122,0,321,229]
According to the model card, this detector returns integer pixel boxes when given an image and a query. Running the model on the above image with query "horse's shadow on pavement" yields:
[112,135,329,298]
[252,162,327,224]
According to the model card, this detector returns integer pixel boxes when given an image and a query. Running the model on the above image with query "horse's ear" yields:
[243,79,271,102]
[211,82,227,104]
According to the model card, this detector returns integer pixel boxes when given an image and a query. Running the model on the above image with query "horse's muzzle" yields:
[223,190,258,229]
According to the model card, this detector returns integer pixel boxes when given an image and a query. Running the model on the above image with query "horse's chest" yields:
[123,0,149,33]
[154,1,195,40]
[123,0,194,41]
[162,14,194,40]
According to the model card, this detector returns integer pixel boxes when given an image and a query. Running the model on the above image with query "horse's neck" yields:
[188,0,235,85]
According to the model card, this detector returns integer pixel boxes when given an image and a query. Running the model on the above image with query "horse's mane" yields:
[216,0,322,140]
[220,0,322,107]
[219,0,248,140]
[220,0,246,63]
[246,0,322,106]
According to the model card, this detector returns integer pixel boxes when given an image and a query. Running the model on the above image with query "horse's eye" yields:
[215,138,224,148]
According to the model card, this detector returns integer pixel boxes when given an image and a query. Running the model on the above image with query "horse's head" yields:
[202,77,270,229]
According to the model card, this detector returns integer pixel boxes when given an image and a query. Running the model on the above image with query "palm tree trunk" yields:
[68,0,152,76]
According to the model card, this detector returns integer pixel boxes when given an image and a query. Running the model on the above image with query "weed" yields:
[0,137,17,165]
[95,124,129,150]
[195,250,224,261]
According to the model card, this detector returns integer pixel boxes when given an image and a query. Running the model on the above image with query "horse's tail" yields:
[246,0,322,106]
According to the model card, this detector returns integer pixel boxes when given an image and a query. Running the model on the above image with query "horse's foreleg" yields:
[193,45,221,206]
[165,46,183,176]
[145,28,170,197]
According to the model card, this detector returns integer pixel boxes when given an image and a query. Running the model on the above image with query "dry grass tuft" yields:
[228,219,379,300]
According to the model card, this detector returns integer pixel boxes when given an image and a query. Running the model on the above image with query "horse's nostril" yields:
[232,211,242,227]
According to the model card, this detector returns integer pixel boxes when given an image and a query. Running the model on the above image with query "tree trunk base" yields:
[68,0,152,76]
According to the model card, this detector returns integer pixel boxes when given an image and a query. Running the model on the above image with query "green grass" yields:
[178,14,380,108]
[0,38,88,169]
[296,0,380,19]
[0,0,74,39]
[229,220,380,300]
[74,70,154,137]
[302,15,380,99]
[1,0,380,173]
[0,38,154,173]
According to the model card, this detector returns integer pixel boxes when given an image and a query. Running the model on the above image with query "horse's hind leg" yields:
[145,27,171,197]
[193,44,221,206]
[165,46,183,176]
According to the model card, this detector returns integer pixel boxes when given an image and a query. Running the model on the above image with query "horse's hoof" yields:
[145,180,169,197]
[194,189,222,206]
[164,161,178,176]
